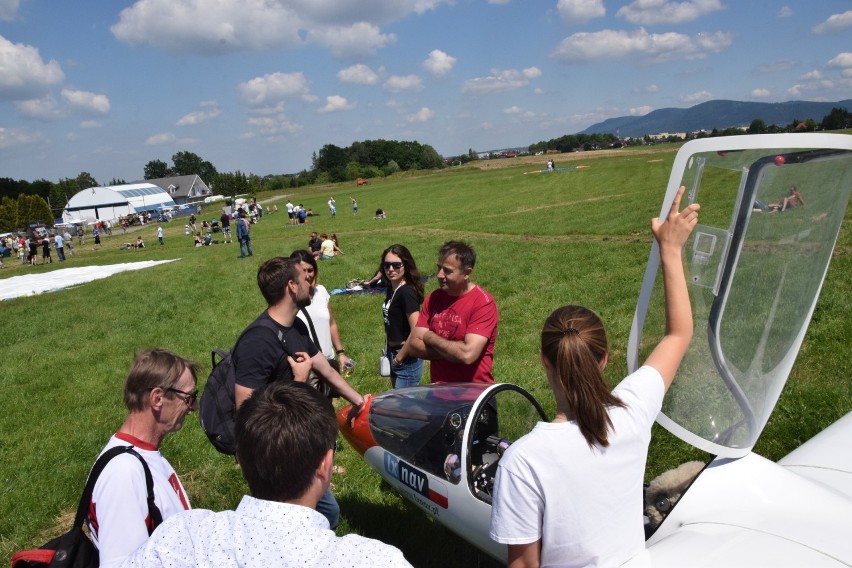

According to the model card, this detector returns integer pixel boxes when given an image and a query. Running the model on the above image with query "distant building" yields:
[143,174,212,206]
[647,132,687,141]
[62,183,176,224]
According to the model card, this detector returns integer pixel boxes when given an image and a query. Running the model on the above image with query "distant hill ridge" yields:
[580,99,852,137]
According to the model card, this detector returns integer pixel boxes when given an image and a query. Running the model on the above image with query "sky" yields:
[0,0,850,184]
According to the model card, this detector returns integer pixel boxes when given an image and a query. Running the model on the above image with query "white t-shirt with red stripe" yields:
[88,433,191,568]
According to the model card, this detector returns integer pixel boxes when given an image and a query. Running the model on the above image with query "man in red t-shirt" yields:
[410,241,499,383]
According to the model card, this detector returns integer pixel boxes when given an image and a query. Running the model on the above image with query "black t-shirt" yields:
[384,284,422,344]
[220,213,230,228]
[308,237,321,252]
[233,312,318,390]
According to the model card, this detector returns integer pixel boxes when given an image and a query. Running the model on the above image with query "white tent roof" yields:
[62,183,176,223]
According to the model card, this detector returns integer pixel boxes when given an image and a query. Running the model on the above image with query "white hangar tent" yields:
[62,183,177,224]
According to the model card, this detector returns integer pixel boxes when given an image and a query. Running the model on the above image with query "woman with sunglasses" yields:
[379,244,425,388]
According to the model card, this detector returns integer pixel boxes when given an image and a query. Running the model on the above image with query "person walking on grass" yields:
[236,210,253,258]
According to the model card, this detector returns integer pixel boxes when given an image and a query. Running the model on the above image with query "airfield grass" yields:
[1,147,850,566]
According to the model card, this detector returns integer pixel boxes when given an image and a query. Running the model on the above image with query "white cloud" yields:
[0,126,41,148]
[557,0,605,23]
[145,133,176,145]
[813,11,852,34]
[238,72,314,107]
[681,90,712,103]
[462,67,541,94]
[617,0,724,25]
[111,0,302,55]
[556,0,606,24]
[177,101,222,126]
[629,105,653,115]
[777,6,793,18]
[318,95,354,113]
[0,35,64,99]
[80,120,102,129]
[800,69,823,81]
[827,52,852,69]
[337,64,380,85]
[423,49,456,77]
[15,96,61,119]
[0,0,19,21]
[503,106,523,114]
[383,74,423,92]
[308,22,395,59]
[553,28,732,62]
[751,88,771,97]
[405,107,434,123]
[246,114,302,136]
[488,0,511,4]
[61,88,111,114]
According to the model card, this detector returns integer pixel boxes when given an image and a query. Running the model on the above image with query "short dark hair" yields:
[235,381,338,502]
[123,348,198,412]
[438,240,476,270]
[257,257,300,306]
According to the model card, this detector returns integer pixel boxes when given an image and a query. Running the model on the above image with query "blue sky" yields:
[0,0,850,184]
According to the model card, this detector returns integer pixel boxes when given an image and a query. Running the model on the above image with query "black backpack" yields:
[199,318,294,455]
[11,446,162,568]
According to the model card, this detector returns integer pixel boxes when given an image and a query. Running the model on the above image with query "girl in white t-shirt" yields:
[491,186,700,568]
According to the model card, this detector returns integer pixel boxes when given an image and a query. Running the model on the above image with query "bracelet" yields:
[336,348,346,355]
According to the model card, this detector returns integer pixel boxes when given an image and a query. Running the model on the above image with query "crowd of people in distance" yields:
[1,230,75,267]
[19,183,704,568]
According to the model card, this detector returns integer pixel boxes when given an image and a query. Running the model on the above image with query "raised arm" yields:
[644,185,700,391]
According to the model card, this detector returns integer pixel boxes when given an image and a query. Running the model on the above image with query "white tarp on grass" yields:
[0,260,178,301]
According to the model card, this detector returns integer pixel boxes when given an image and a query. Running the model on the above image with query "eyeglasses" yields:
[383,261,403,270]
[149,386,199,406]
[168,387,199,405]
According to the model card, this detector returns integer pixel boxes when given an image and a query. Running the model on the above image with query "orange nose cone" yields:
[336,395,377,456]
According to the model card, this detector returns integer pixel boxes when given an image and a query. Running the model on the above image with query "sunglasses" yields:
[383,261,403,270]
[149,386,199,406]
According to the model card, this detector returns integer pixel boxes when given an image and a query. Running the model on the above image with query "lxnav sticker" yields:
[384,452,448,509]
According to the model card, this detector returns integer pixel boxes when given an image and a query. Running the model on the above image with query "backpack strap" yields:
[76,446,163,535]
[299,308,322,351]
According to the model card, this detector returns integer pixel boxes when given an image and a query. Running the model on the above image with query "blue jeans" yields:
[390,348,423,388]
[239,237,253,257]
[316,487,340,529]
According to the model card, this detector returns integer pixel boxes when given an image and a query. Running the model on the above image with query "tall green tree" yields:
[172,151,217,182]
[821,107,852,130]
[144,159,170,179]
[0,196,18,231]
[49,178,78,216]
[76,172,98,190]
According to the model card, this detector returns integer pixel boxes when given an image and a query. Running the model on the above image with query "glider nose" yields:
[336,396,377,456]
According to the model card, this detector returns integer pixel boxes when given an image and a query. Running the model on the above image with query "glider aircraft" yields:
[339,133,852,565]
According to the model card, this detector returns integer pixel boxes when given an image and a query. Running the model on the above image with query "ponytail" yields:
[541,306,624,448]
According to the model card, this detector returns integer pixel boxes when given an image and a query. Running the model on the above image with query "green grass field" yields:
[1,145,850,566]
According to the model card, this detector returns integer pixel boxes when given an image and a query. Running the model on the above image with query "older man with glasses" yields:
[87,348,198,568]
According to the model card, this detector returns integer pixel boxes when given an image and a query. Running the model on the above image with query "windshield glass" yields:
[369,384,491,478]
[629,135,852,457]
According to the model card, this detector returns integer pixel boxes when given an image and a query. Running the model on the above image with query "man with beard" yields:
[232,257,366,529]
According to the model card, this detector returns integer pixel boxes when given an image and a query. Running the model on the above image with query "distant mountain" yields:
[580,99,852,137]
